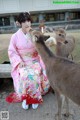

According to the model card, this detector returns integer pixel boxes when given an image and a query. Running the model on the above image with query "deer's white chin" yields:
[46,37,57,45]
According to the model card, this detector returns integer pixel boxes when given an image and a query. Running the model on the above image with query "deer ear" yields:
[44,35,50,41]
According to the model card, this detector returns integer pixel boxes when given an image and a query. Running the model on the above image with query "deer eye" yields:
[64,40,68,44]
[59,34,61,36]
[59,34,64,38]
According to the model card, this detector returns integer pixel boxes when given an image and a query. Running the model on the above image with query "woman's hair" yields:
[17,12,32,24]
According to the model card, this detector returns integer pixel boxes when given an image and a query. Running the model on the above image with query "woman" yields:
[6,12,50,110]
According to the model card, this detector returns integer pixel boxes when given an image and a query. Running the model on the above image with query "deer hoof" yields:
[55,113,62,120]
[63,113,69,117]
[62,113,74,120]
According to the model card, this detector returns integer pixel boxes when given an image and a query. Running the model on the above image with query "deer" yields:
[30,30,80,120]
[45,27,75,60]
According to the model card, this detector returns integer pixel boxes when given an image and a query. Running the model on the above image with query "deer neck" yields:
[35,42,55,66]
[56,42,62,56]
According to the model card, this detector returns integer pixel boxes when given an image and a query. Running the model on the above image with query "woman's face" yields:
[21,21,32,34]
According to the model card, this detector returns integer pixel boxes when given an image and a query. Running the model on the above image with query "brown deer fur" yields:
[46,28,75,59]
[30,30,80,120]
[55,28,75,59]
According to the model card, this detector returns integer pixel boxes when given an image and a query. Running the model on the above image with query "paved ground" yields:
[0,31,80,120]
[0,79,80,120]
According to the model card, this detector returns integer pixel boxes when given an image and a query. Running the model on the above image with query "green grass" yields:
[0,31,80,64]
[0,34,12,63]
[0,49,9,63]
[67,30,80,63]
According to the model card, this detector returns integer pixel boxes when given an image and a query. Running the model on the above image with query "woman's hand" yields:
[19,62,25,68]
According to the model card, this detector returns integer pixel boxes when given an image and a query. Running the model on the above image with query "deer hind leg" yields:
[55,91,63,120]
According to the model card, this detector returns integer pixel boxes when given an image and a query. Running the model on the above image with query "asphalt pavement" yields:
[0,79,80,120]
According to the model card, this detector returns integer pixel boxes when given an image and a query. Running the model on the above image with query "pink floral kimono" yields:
[6,29,50,104]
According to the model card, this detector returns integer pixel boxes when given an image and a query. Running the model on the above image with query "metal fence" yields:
[0,20,80,33]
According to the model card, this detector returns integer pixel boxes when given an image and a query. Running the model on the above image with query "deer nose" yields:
[64,40,68,44]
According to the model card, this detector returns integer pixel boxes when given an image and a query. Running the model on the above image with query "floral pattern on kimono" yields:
[6,29,50,104]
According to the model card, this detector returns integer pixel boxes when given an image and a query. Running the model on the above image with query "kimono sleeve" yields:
[8,34,22,69]
[39,55,45,70]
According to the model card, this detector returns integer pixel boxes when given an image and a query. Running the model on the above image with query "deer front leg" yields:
[62,97,74,120]
[63,97,69,117]
[55,91,62,120]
